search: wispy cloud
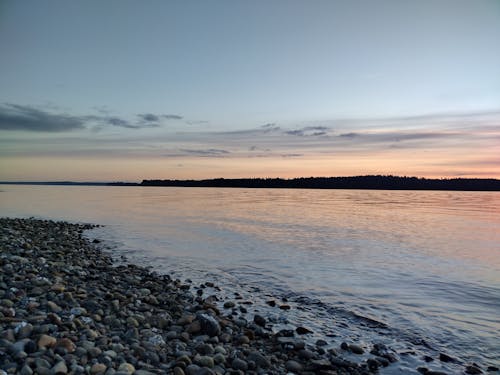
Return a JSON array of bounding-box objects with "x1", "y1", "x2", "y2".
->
[
  {"x1": 0, "y1": 103, "x2": 86, "y2": 132},
  {"x1": 285, "y1": 126, "x2": 330, "y2": 137},
  {"x1": 0, "y1": 103, "x2": 183, "y2": 132},
  {"x1": 137, "y1": 113, "x2": 160, "y2": 123},
  {"x1": 178, "y1": 148, "x2": 230, "y2": 156},
  {"x1": 163, "y1": 114, "x2": 183, "y2": 120}
]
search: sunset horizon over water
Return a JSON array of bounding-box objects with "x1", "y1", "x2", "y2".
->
[{"x1": 1, "y1": 2, "x2": 499, "y2": 182}]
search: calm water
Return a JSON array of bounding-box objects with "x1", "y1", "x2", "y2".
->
[{"x1": 1, "y1": 185, "x2": 499, "y2": 373}]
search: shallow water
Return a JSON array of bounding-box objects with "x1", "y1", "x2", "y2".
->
[{"x1": 1, "y1": 185, "x2": 499, "y2": 373}]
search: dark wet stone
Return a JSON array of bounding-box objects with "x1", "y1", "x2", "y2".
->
[
  {"x1": 275, "y1": 329, "x2": 294, "y2": 337},
  {"x1": 367, "y1": 358, "x2": 379, "y2": 370},
  {"x1": 286, "y1": 360, "x2": 303, "y2": 372},
  {"x1": 316, "y1": 339, "x2": 328, "y2": 346},
  {"x1": 198, "y1": 314, "x2": 221, "y2": 337},
  {"x1": 439, "y1": 352, "x2": 456, "y2": 363},
  {"x1": 311, "y1": 358, "x2": 335, "y2": 369},
  {"x1": 253, "y1": 314, "x2": 266, "y2": 327},
  {"x1": 348, "y1": 343, "x2": 364, "y2": 354},
  {"x1": 231, "y1": 358, "x2": 248, "y2": 371},
  {"x1": 465, "y1": 365, "x2": 483, "y2": 374},
  {"x1": 247, "y1": 351, "x2": 270, "y2": 369}
]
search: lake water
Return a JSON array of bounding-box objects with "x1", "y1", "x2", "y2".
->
[{"x1": 1, "y1": 185, "x2": 499, "y2": 373}]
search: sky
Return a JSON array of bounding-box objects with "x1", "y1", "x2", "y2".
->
[{"x1": 1, "y1": 0, "x2": 499, "y2": 181}]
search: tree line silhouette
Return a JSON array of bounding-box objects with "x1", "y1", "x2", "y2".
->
[{"x1": 141, "y1": 175, "x2": 500, "y2": 191}]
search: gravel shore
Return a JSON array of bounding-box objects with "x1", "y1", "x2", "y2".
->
[{"x1": 1, "y1": 217, "x2": 482, "y2": 375}]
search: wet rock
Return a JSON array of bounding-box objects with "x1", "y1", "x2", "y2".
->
[
  {"x1": 56, "y1": 338, "x2": 76, "y2": 353},
  {"x1": 20, "y1": 365, "x2": 33, "y2": 375},
  {"x1": 439, "y1": 352, "x2": 457, "y2": 363},
  {"x1": 117, "y1": 363, "x2": 135, "y2": 374},
  {"x1": 16, "y1": 323, "x2": 33, "y2": 339},
  {"x1": 52, "y1": 361, "x2": 68, "y2": 375},
  {"x1": 286, "y1": 360, "x2": 303, "y2": 372},
  {"x1": 185, "y1": 364, "x2": 201, "y2": 375},
  {"x1": 237, "y1": 335, "x2": 250, "y2": 345},
  {"x1": 213, "y1": 353, "x2": 225, "y2": 365},
  {"x1": 253, "y1": 314, "x2": 266, "y2": 327},
  {"x1": 367, "y1": 358, "x2": 379, "y2": 370},
  {"x1": 295, "y1": 326, "x2": 312, "y2": 335},
  {"x1": 196, "y1": 356, "x2": 214, "y2": 368},
  {"x1": 51, "y1": 284, "x2": 65, "y2": 293},
  {"x1": 465, "y1": 365, "x2": 483, "y2": 374},
  {"x1": 37, "y1": 334, "x2": 57, "y2": 349},
  {"x1": 231, "y1": 358, "x2": 248, "y2": 371},
  {"x1": 298, "y1": 349, "x2": 315, "y2": 360},
  {"x1": 316, "y1": 339, "x2": 328, "y2": 346},
  {"x1": 348, "y1": 343, "x2": 364, "y2": 354},
  {"x1": 247, "y1": 351, "x2": 270, "y2": 369},
  {"x1": 198, "y1": 314, "x2": 220, "y2": 337},
  {"x1": 47, "y1": 301, "x2": 62, "y2": 312},
  {"x1": 186, "y1": 320, "x2": 201, "y2": 334},
  {"x1": 196, "y1": 343, "x2": 214, "y2": 355}
]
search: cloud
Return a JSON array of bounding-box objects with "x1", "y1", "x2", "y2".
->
[
  {"x1": 281, "y1": 153, "x2": 303, "y2": 158},
  {"x1": 137, "y1": 113, "x2": 160, "y2": 123},
  {"x1": 285, "y1": 125, "x2": 330, "y2": 137},
  {"x1": 138, "y1": 113, "x2": 183, "y2": 123},
  {"x1": 337, "y1": 131, "x2": 461, "y2": 144},
  {"x1": 178, "y1": 148, "x2": 230, "y2": 156},
  {"x1": 0, "y1": 103, "x2": 86, "y2": 132},
  {"x1": 105, "y1": 117, "x2": 138, "y2": 129},
  {"x1": 0, "y1": 103, "x2": 174, "y2": 132},
  {"x1": 339, "y1": 132, "x2": 359, "y2": 138},
  {"x1": 162, "y1": 114, "x2": 183, "y2": 120},
  {"x1": 261, "y1": 123, "x2": 281, "y2": 133},
  {"x1": 186, "y1": 120, "x2": 209, "y2": 125}
]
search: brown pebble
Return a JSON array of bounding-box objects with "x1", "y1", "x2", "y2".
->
[
  {"x1": 38, "y1": 334, "x2": 57, "y2": 349},
  {"x1": 56, "y1": 338, "x2": 76, "y2": 353}
]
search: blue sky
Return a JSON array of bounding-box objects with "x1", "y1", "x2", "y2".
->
[{"x1": 1, "y1": 0, "x2": 499, "y2": 180}]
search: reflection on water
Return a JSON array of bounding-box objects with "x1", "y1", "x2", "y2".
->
[{"x1": 1, "y1": 185, "x2": 499, "y2": 371}]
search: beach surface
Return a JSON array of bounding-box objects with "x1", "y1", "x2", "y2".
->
[
  {"x1": 0, "y1": 217, "x2": 384, "y2": 375},
  {"x1": 0, "y1": 217, "x2": 494, "y2": 375}
]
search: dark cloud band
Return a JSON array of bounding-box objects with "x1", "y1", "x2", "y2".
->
[
  {"x1": 0, "y1": 104, "x2": 85, "y2": 132},
  {"x1": 0, "y1": 103, "x2": 182, "y2": 132}
]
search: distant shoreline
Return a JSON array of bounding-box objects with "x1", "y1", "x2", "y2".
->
[{"x1": 1, "y1": 175, "x2": 500, "y2": 191}]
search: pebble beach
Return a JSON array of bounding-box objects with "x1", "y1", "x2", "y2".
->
[{"x1": 0, "y1": 217, "x2": 492, "y2": 375}]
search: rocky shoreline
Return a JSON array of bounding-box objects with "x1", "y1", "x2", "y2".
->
[{"x1": 0, "y1": 218, "x2": 492, "y2": 375}]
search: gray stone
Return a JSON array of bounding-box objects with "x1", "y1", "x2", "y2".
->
[
  {"x1": 52, "y1": 361, "x2": 68, "y2": 375},
  {"x1": 247, "y1": 351, "x2": 270, "y2": 369},
  {"x1": 231, "y1": 358, "x2": 248, "y2": 371},
  {"x1": 196, "y1": 356, "x2": 214, "y2": 368},
  {"x1": 286, "y1": 360, "x2": 303, "y2": 373},
  {"x1": 197, "y1": 314, "x2": 220, "y2": 337}
]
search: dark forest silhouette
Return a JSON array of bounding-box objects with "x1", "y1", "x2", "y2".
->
[{"x1": 141, "y1": 175, "x2": 500, "y2": 191}]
